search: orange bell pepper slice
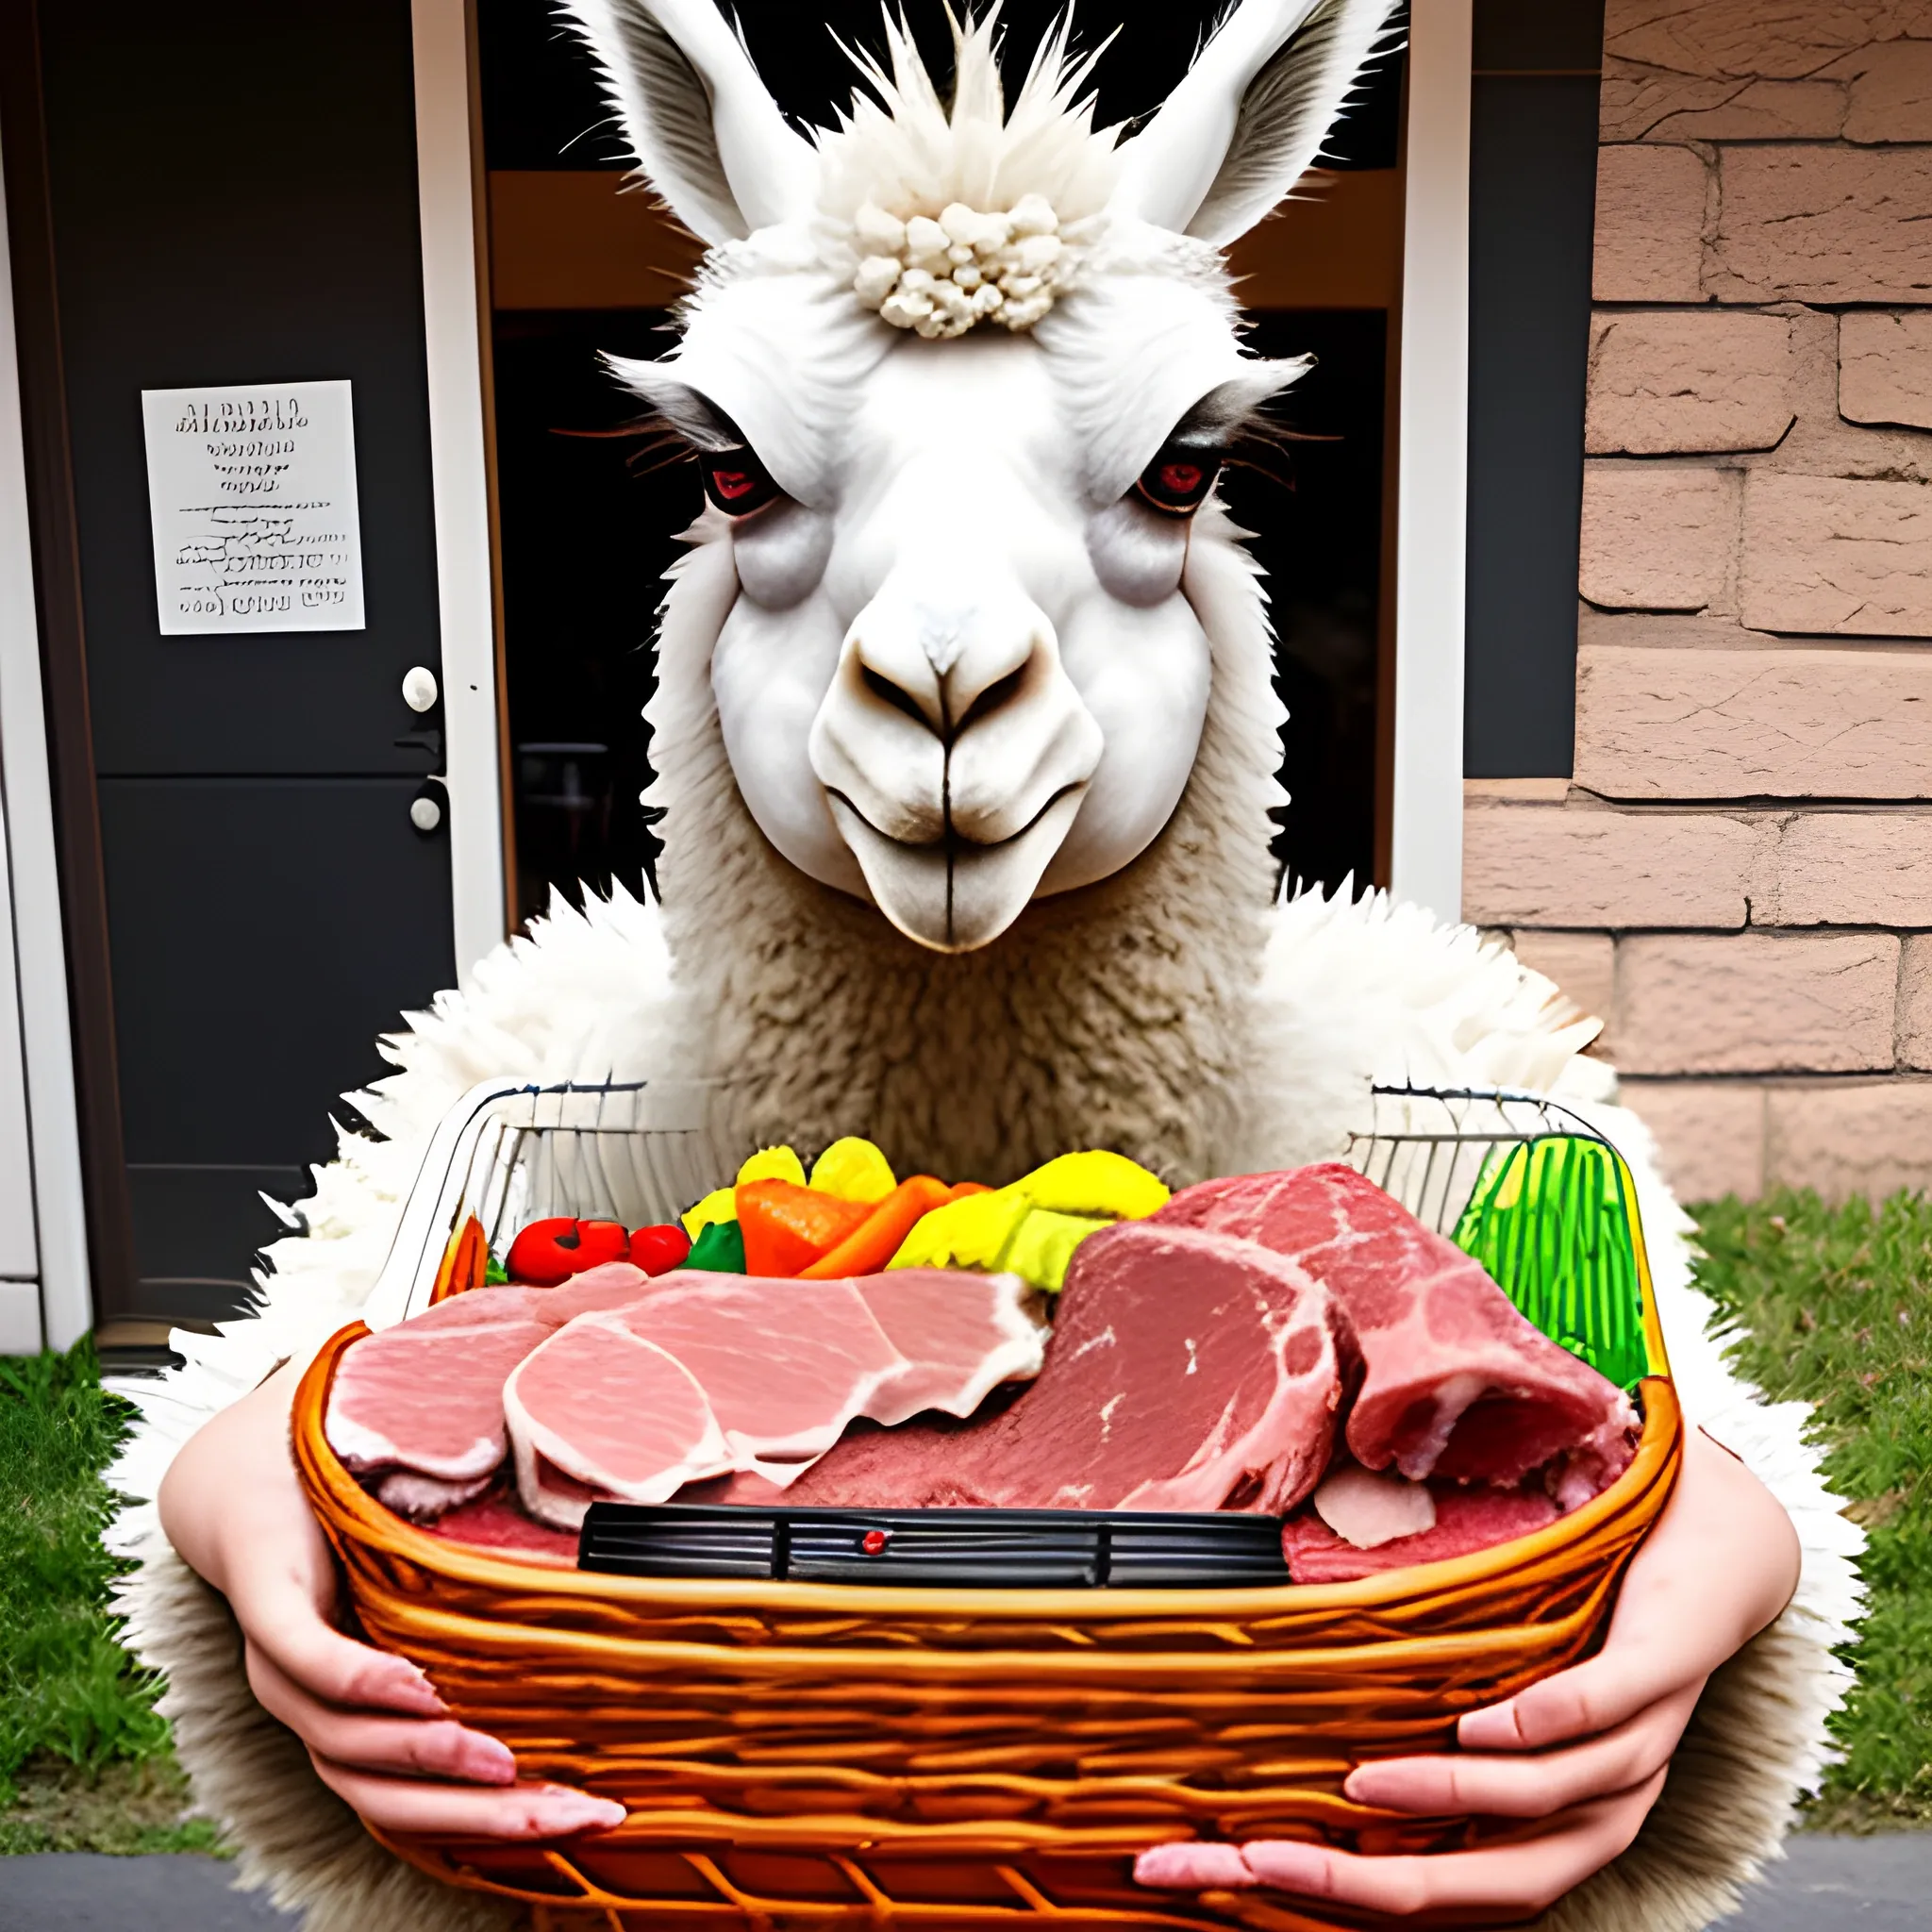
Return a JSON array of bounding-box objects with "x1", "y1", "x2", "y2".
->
[
  {"x1": 737, "y1": 1178, "x2": 873, "y2": 1277},
  {"x1": 428, "y1": 1214, "x2": 490, "y2": 1304},
  {"x1": 799, "y1": 1177, "x2": 988, "y2": 1280}
]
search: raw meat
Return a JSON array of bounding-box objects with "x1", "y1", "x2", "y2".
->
[
  {"x1": 613, "y1": 1278, "x2": 907, "y2": 1473},
  {"x1": 853, "y1": 1270, "x2": 1045, "y2": 1424},
  {"x1": 504, "y1": 1273, "x2": 1042, "y2": 1523},
  {"x1": 505, "y1": 1316, "x2": 730, "y2": 1526},
  {"x1": 375, "y1": 1469, "x2": 497, "y2": 1522},
  {"x1": 427, "y1": 1490, "x2": 579, "y2": 1562},
  {"x1": 325, "y1": 1315, "x2": 551, "y2": 1482},
  {"x1": 774, "y1": 1223, "x2": 1343, "y2": 1514},
  {"x1": 530, "y1": 1261, "x2": 652, "y2": 1324},
  {"x1": 1156, "y1": 1163, "x2": 1636, "y2": 1493},
  {"x1": 400, "y1": 1285, "x2": 550, "y2": 1329},
  {"x1": 1310, "y1": 1460, "x2": 1436, "y2": 1549},
  {"x1": 1282, "y1": 1484, "x2": 1560, "y2": 1583}
]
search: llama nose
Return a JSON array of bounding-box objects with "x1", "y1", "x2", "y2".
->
[{"x1": 848, "y1": 584, "x2": 1044, "y2": 740}]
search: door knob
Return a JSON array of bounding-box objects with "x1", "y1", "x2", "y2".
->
[
  {"x1": 409, "y1": 793, "x2": 443, "y2": 833},
  {"x1": 402, "y1": 665, "x2": 439, "y2": 713}
]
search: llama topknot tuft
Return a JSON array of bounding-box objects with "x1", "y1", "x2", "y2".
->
[
  {"x1": 850, "y1": 191, "x2": 1085, "y2": 336},
  {"x1": 813, "y1": 7, "x2": 1122, "y2": 334}
]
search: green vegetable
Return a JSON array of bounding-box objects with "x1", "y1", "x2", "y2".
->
[
  {"x1": 1452, "y1": 1134, "x2": 1652, "y2": 1391},
  {"x1": 685, "y1": 1218, "x2": 747, "y2": 1273}
]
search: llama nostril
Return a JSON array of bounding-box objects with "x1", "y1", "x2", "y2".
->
[
  {"x1": 954, "y1": 667, "x2": 1024, "y2": 735},
  {"x1": 861, "y1": 665, "x2": 932, "y2": 729}
]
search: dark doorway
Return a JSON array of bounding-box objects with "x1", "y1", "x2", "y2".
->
[
  {"x1": 479, "y1": 0, "x2": 1400, "y2": 920},
  {"x1": 491, "y1": 311, "x2": 684, "y2": 923},
  {"x1": 3, "y1": 0, "x2": 458, "y2": 1326},
  {"x1": 1234, "y1": 312, "x2": 1389, "y2": 896}
]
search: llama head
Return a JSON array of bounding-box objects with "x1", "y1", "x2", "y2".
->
[{"x1": 562, "y1": 1, "x2": 1400, "y2": 951}]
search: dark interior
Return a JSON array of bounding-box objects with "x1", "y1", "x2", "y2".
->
[{"x1": 478, "y1": 0, "x2": 1405, "y2": 924}]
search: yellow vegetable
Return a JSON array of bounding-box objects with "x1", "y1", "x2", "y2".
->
[
  {"x1": 890, "y1": 1188, "x2": 1030, "y2": 1271},
  {"x1": 681, "y1": 1186, "x2": 739, "y2": 1239},
  {"x1": 887, "y1": 1149, "x2": 1169, "y2": 1291},
  {"x1": 808, "y1": 1136, "x2": 897, "y2": 1205},
  {"x1": 1012, "y1": 1150, "x2": 1169, "y2": 1220},
  {"x1": 737, "y1": 1144, "x2": 808, "y2": 1188},
  {"x1": 1002, "y1": 1208, "x2": 1112, "y2": 1288}
]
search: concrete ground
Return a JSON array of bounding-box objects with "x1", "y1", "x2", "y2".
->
[{"x1": 3, "y1": 1835, "x2": 1929, "y2": 1928}]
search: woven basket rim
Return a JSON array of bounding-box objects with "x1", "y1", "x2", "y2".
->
[{"x1": 295, "y1": 1323, "x2": 1681, "y2": 1621}]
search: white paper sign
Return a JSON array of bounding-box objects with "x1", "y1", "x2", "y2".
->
[{"x1": 141, "y1": 379, "x2": 365, "y2": 635}]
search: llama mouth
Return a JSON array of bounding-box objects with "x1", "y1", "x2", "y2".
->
[{"x1": 825, "y1": 785, "x2": 1088, "y2": 953}]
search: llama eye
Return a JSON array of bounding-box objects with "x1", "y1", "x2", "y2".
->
[
  {"x1": 699, "y1": 446, "x2": 782, "y2": 517},
  {"x1": 1133, "y1": 442, "x2": 1223, "y2": 518}
]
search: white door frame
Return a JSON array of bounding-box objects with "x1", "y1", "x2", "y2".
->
[
  {"x1": 408, "y1": 4, "x2": 1474, "y2": 934},
  {"x1": 0, "y1": 111, "x2": 94, "y2": 1353},
  {"x1": 1389, "y1": 0, "x2": 1472, "y2": 923},
  {"x1": 410, "y1": 0, "x2": 507, "y2": 980}
]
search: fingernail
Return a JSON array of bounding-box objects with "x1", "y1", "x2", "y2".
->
[
  {"x1": 1136, "y1": 1843, "x2": 1253, "y2": 1890},
  {"x1": 1457, "y1": 1707, "x2": 1511, "y2": 1748},
  {"x1": 539, "y1": 1791, "x2": 626, "y2": 1833},
  {"x1": 1342, "y1": 1762, "x2": 1407, "y2": 1805},
  {"x1": 1241, "y1": 1840, "x2": 1330, "y2": 1894},
  {"x1": 466, "y1": 1738, "x2": 517, "y2": 1783}
]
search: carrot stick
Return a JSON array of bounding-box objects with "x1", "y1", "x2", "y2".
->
[{"x1": 799, "y1": 1177, "x2": 977, "y2": 1279}]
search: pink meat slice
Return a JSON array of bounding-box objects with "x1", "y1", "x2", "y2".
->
[
  {"x1": 772, "y1": 1224, "x2": 1342, "y2": 1514},
  {"x1": 613, "y1": 1279, "x2": 906, "y2": 1476},
  {"x1": 1156, "y1": 1163, "x2": 1636, "y2": 1492},
  {"x1": 1281, "y1": 1484, "x2": 1561, "y2": 1583},
  {"x1": 375, "y1": 1469, "x2": 497, "y2": 1522},
  {"x1": 399, "y1": 1285, "x2": 551, "y2": 1329},
  {"x1": 505, "y1": 1313, "x2": 729, "y2": 1527},
  {"x1": 508, "y1": 1273, "x2": 1045, "y2": 1523},
  {"x1": 530, "y1": 1260, "x2": 653, "y2": 1324},
  {"x1": 853, "y1": 1270, "x2": 1044, "y2": 1424},
  {"x1": 325, "y1": 1316, "x2": 551, "y2": 1482}
]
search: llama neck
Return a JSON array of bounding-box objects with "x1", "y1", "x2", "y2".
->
[{"x1": 646, "y1": 517, "x2": 1283, "y2": 1185}]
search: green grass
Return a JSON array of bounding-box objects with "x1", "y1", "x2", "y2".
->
[
  {"x1": 0, "y1": 1342, "x2": 209, "y2": 1854},
  {"x1": 1, "y1": 1190, "x2": 1929, "y2": 1849},
  {"x1": 1693, "y1": 1187, "x2": 1932, "y2": 1829}
]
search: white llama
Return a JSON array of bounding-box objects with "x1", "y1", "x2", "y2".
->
[{"x1": 119, "y1": 6, "x2": 1860, "y2": 1930}]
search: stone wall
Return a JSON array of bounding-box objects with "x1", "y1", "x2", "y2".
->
[{"x1": 1465, "y1": 3, "x2": 1932, "y2": 1204}]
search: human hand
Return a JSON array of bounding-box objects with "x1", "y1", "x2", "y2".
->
[
  {"x1": 1137, "y1": 1425, "x2": 1800, "y2": 1917},
  {"x1": 157, "y1": 1362, "x2": 625, "y2": 1840}
]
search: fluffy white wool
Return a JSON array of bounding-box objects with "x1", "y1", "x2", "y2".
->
[{"x1": 813, "y1": 10, "x2": 1121, "y2": 247}]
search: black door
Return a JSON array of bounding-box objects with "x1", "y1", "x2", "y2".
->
[{"x1": 6, "y1": 0, "x2": 460, "y2": 1324}]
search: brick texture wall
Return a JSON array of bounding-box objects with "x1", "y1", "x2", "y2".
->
[{"x1": 1466, "y1": 3, "x2": 1932, "y2": 1204}]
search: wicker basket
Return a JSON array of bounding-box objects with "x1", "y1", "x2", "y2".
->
[{"x1": 296, "y1": 1086, "x2": 1681, "y2": 1931}]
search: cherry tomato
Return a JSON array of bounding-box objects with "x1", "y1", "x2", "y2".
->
[
  {"x1": 628, "y1": 1223, "x2": 692, "y2": 1275},
  {"x1": 505, "y1": 1216, "x2": 629, "y2": 1286}
]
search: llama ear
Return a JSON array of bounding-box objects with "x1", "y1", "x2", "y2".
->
[
  {"x1": 1110, "y1": 0, "x2": 1404, "y2": 247},
  {"x1": 555, "y1": 0, "x2": 819, "y2": 243}
]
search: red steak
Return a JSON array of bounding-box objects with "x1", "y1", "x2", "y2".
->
[
  {"x1": 1282, "y1": 1484, "x2": 1561, "y2": 1583},
  {"x1": 769, "y1": 1223, "x2": 1343, "y2": 1514},
  {"x1": 1156, "y1": 1163, "x2": 1636, "y2": 1495}
]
